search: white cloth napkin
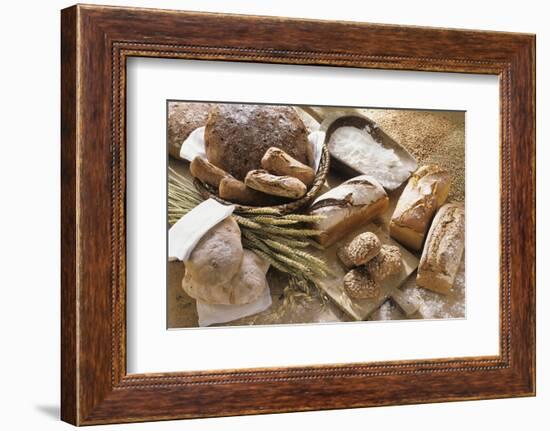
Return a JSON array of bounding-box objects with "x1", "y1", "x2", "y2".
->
[
  {"x1": 196, "y1": 287, "x2": 272, "y2": 327},
  {"x1": 178, "y1": 126, "x2": 206, "y2": 161},
  {"x1": 179, "y1": 126, "x2": 326, "y2": 173},
  {"x1": 168, "y1": 198, "x2": 235, "y2": 262}
]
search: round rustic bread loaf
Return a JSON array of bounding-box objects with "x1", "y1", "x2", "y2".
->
[
  {"x1": 182, "y1": 250, "x2": 269, "y2": 305},
  {"x1": 204, "y1": 104, "x2": 311, "y2": 180},
  {"x1": 184, "y1": 217, "x2": 243, "y2": 288},
  {"x1": 167, "y1": 102, "x2": 212, "y2": 159}
]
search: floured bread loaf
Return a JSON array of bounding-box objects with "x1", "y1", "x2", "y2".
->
[
  {"x1": 182, "y1": 250, "x2": 269, "y2": 305},
  {"x1": 308, "y1": 175, "x2": 389, "y2": 247},
  {"x1": 167, "y1": 102, "x2": 211, "y2": 159},
  {"x1": 390, "y1": 165, "x2": 451, "y2": 250},
  {"x1": 417, "y1": 203, "x2": 465, "y2": 294},
  {"x1": 205, "y1": 104, "x2": 311, "y2": 180},
  {"x1": 184, "y1": 217, "x2": 243, "y2": 288}
]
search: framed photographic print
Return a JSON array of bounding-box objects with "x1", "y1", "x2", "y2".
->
[{"x1": 61, "y1": 4, "x2": 536, "y2": 425}]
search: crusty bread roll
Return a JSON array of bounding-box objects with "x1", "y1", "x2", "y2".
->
[
  {"x1": 308, "y1": 176, "x2": 389, "y2": 247},
  {"x1": 337, "y1": 232, "x2": 381, "y2": 269},
  {"x1": 167, "y1": 102, "x2": 211, "y2": 159},
  {"x1": 416, "y1": 203, "x2": 465, "y2": 294},
  {"x1": 365, "y1": 245, "x2": 402, "y2": 282},
  {"x1": 390, "y1": 165, "x2": 451, "y2": 251},
  {"x1": 184, "y1": 217, "x2": 243, "y2": 288},
  {"x1": 343, "y1": 267, "x2": 379, "y2": 299},
  {"x1": 190, "y1": 156, "x2": 230, "y2": 188},
  {"x1": 218, "y1": 177, "x2": 278, "y2": 206},
  {"x1": 261, "y1": 147, "x2": 316, "y2": 187},
  {"x1": 182, "y1": 250, "x2": 269, "y2": 305},
  {"x1": 245, "y1": 170, "x2": 307, "y2": 199},
  {"x1": 205, "y1": 104, "x2": 311, "y2": 180}
]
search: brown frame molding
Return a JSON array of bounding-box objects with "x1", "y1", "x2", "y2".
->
[{"x1": 61, "y1": 4, "x2": 535, "y2": 425}]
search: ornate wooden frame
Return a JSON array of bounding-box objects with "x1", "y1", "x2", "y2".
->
[{"x1": 61, "y1": 4, "x2": 536, "y2": 425}]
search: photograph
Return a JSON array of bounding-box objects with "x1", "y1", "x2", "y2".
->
[{"x1": 167, "y1": 101, "x2": 466, "y2": 328}]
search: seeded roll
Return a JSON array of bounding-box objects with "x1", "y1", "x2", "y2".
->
[
  {"x1": 337, "y1": 232, "x2": 382, "y2": 269},
  {"x1": 365, "y1": 245, "x2": 403, "y2": 281},
  {"x1": 343, "y1": 268, "x2": 379, "y2": 299}
]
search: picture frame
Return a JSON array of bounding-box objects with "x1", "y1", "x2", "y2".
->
[{"x1": 60, "y1": 4, "x2": 535, "y2": 425}]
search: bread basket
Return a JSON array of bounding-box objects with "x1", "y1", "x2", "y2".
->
[{"x1": 193, "y1": 144, "x2": 330, "y2": 214}]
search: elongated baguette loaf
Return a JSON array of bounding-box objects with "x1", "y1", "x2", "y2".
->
[
  {"x1": 416, "y1": 203, "x2": 465, "y2": 294},
  {"x1": 308, "y1": 176, "x2": 388, "y2": 247},
  {"x1": 390, "y1": 165, "x2": 451, "y2": 250}
]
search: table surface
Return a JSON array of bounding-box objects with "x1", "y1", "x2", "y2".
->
[{"x1": 167, "y1": 107, "x2": 465, "y2": 328}]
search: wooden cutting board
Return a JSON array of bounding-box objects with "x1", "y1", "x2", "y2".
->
[{"x1": 313, "y1": 223, "x2": 420, "y2": 321}]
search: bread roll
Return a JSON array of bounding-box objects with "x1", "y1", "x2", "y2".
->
[
  {"x1": 416, "y1": 203, "x2": 465, "y2": 294},
  {"x1": 245, "y1": 170, "x2": 307, "y2": 199},
  {"x1": 205, "y1": 104, "x2": 311, "y2": 180},
  {"x1": 343, "y1": 267, "x2": 379, "y2": 299},
  {"x1": 337, "y1": 232, "x2": 381, "y2": 269},
  {"x1": 261, "y1": 147, "x2": 316, "y2": 187},
  {"x1": 365, "y1": 245, "x2": 402, "y2": 281},
  {"x1": 185, "y1": 217, "x2": 243, "y2": 288},
  {"x1": 308, "y1": 176, "x2": 389, "y2": 247},
  {"x1": 190, "y1": 156, "x2": 230, "y2": 188},
  {"x1": 182, "y1": 250, "x2": 269, "y2": 305},
  {"x1": 219, "y1": 177, "x2": 278, "y2": 206},
  {"x1": 390, "y1": 165, "x2": 451, "y2": 250},
  {"x1": 167, "y1": 102, "x2": 211, "y2": 159}
]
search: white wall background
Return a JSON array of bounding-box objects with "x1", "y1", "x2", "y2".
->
[{"x1": 0, "y1": 0, "x2": 546, "y2": 429}]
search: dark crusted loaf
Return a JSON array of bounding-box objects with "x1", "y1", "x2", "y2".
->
[
  {"x1": 204, "y1": 104, "x2": 311, "y2": 180},
  {"x1": 167, "y1": 102, "x2": 212, "y2": 159}
]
